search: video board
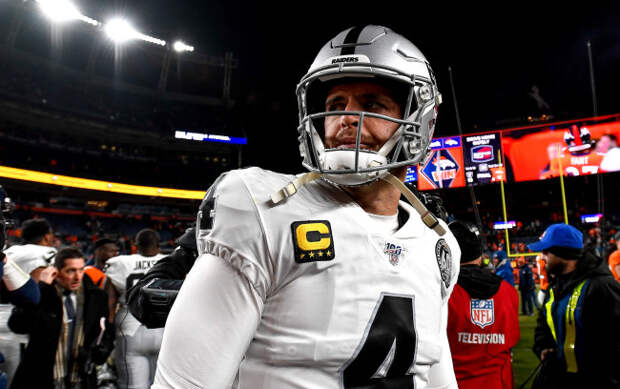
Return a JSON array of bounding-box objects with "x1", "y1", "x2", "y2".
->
[
  {"x1": 500, "y1": 120, "x2": 620, "y2": 182},
  {"x1": 407, "y1": 114, "x2": 620, "y2": 190},
  {"x1": 462, "y1": 133, "x2": 505, "y2": 185},
  {"x1": 417, "y1": 136, "x2": 465, "y2": 190}
]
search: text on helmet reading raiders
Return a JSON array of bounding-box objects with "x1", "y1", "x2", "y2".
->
[{"x1": 332, "y1": 56, "x2": 359, "y2": 64}]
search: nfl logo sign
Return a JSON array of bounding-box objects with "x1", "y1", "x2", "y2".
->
[{"x1": 470, "y1": 299, "x2": 495, "y2": 328}]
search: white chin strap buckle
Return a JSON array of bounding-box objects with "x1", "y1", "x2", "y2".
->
[{"x1": 271, "y1": 172, "x2": 321, "y2": 204}]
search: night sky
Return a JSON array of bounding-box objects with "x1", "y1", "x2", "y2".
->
[
  {"x1": 94, "y1": 1, "x2": 620, "y2": 132},
  {"x1": 8, "y1": 0, "x2": 620, "y2": 171}
]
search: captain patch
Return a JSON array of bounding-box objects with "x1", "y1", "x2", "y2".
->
[
  {"x1": 291, "y1": 220, "x2": 335, "y2": 263},
  {"x1": 435, "y1": 239, "x2": 452, "y2": 288}
]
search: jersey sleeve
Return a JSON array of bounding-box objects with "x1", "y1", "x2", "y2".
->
[
  {"x1": 153, "y1": 252, "x2": 263, "y2": 388},
  {"x1": 104, "y1": 256, "x2": 127, "y2": 293},
  {"x1": 196, "y1": 170, "x2": 273, "y2": 300}
]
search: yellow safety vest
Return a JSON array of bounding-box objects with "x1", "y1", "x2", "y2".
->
[{"x1": 545, "y1": 280, "x2": 587, "y2": 373}]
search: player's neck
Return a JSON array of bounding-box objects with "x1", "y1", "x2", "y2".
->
[{"x1": 342, "y1": 167, "x2": 406, "y2": 216}]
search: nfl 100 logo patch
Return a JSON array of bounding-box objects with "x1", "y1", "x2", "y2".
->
[
  {"x1": 383, "y1": 242, "x2": 405, "y2": 266},
  {"x1": 470, "y1": 299, "x2": 495, "y2": 328}
]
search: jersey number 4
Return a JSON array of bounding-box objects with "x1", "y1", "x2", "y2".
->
[{"x1": 341, "y1": 294, "x2": 417, "y2": 389}]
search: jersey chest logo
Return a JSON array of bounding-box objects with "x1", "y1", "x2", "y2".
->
[
  {"x1": 470, "y1": 299, "x2": 495, "y2": 328},
  {"x1": 435, "y1": 239, "x2": 452, "y2": 287},
  {"x1": 291, "y1": 220, "x2": 335, "y2": 263},
  {"x1": 383, "y1": 242, "x2": 405, "y2": 266}
]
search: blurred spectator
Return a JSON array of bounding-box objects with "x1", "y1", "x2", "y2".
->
[
  {"x1": 447, "y1": 220, "x2": 520, "y2": 389},
  {"x1": 535, "y1": 254, "x2": 550, "y2": 305},
  {"x1": 84, "y1": 239, "x2": 118, "y2": 289},
  {"x1": 493, "y1": 251, "x2": 515, "y2": 286},
  {"x1": 8, "y1": 247, "x2": 114, "y2": 389},
  {"x1": 530, "y1": 224, "x2": 620, "y2": 389},
  {"x1": 518, "y1": 258, "x2": 538, "y2": 316},
  {"x1": 608, "y1": 231, "x2": 620, "y2": 283}
]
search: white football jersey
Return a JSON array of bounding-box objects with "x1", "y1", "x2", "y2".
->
[
  {"x1": 154, "y1": 167, "x2": 461, "y2": 389},
  {"x1": 3, "y1": 244, "x2": 57, "y2": 275},
  {"x1": 105, "y1": 253, "x2": 165, "y2": 336}
]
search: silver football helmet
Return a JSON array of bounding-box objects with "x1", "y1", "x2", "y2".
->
[{"x1": 296, "y1": 25, "x2": 442, "y2": 186}]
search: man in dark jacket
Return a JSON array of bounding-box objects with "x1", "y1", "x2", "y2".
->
[
  {"x1": 127, "y1": 227, "x2": 197, "y2": 328},
  {"x1": 530, "y1": 223, "x2": 620, "y2": 389},
  {"x1": 447, "y1": 221, "x2": 520, "y2": 389},
  {"x1": 518, "y1": 259, "x2": 538, "y2": 315},
  {"x1": 8, "y1": 247, "x2": 114, "y2": 389}
]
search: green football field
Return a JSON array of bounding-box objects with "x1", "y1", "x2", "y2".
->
[{"x1": 512, "y1": 303, "x2": 542, "y2": 388}]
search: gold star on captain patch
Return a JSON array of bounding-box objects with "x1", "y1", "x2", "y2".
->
[
  {"x1": 309, "y1": 252, "x2": 315, "y2": 258},
  {"x1": 326, "y1": 250, "x2": 332, "y2": 256},
  {"x1": 318, "y1": 251, "x2": 323, "y2": 257},
  {"x1": 300, "y1": 253, "x2": 305, "y2": 259}
]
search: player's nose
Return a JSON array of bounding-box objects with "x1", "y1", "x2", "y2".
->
[{"x1": 339, "y1": 99, "x2": 361, "y2": 128}]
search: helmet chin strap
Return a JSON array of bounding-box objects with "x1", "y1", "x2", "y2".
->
[
  {"x1": 271, "y1": 171, "x2": 321, "y2": 204},
  {"x1": 270, "y1": 171, "x2": 445, "y2": 237}
]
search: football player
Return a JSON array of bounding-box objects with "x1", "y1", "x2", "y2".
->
[
  {"x1": 3, "y1": 218, "x2": 58, "y2": 283},
  {"x1": 153, "y1": 25, "x2": 461, "y2": 389},
  {"x1": 104, "y1": 228, "x2": 165, "y2": 389}
]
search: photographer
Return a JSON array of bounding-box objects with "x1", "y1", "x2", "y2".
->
[{"x1": 8, "y1": 247, "x2": 114, "y2": 389}]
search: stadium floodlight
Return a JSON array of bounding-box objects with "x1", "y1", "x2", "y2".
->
[
  {"x1": 104, "y1": 18, "x2": 166, "y2": 46},
  {"x1": 173, "y1": 40, "x2": 194, "y2": 53},
  {"x1": 104, "y1": 18, "x2": 138, "y2": 43},
  {"x1": 37, "y1": 0, "x2": 91, "y2": 24}
]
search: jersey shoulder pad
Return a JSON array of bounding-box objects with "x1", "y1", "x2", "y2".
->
[
  {"x1": 197, "y1": 167, "x2": 294, "y2": 235},
  {"x1": 196, "y1": 168, "x2": 294, "y2": 298}
]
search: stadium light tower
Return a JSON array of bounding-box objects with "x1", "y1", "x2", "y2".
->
[{"x1": 173, "y1": 40, "x2": 194, "y2": 53}]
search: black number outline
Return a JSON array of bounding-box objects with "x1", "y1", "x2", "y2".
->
[{"x1": 339, "y1": 293, "x2": 417, "y2": 389}]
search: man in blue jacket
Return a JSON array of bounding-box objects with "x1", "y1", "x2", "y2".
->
[{"x1": 494, "y1": 251, "x2": 515, "y2": 286}]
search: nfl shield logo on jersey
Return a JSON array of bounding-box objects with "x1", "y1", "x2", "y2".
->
[
  {"x1": 383, "y1": 242, "x2": 404, "y2": 266},
  {"x1": 470, "y1": 299, "x2": 495, "y2": 328}
]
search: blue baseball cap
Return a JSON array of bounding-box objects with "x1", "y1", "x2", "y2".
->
[{"x1": 527, "y1": 224, "x2": 583, "y2": 252}]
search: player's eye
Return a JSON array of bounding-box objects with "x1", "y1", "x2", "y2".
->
[
  {"x1": 326, "y1": 101, "x2": 345, "y2": 112},
  {"x1": 363, "y1": 101, "x2": 386, "y2": 111}
]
